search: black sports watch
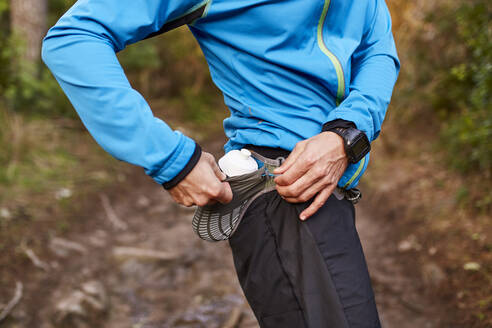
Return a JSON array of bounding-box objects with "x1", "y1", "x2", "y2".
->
[{"x1": 322, "y1": 122, "x2": 371, "y2": 164}]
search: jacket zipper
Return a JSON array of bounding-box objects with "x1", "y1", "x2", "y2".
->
[
  {"x1": 318, "y1": 0, "x2": 365, "y2": 189},
  {"x1": 317, "y1": 0, "x2": 345, "y2": 105}
]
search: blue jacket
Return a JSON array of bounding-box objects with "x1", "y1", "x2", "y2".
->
[{"x1": 42, "y1": 0, "x2": 399, "y2": 189}]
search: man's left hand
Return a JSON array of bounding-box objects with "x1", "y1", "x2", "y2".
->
[{"x1": 273, "y1": 132, "x2": 348, "y2": 221}]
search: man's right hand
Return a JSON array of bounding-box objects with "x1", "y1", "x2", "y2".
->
[{"x1": 168, "y1": 152, "x2": 233, "y2": 207}]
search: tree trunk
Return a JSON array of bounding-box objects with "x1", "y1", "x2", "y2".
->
[{"x1": 10, "y1": 0, "x2": 47, "y2": 62}]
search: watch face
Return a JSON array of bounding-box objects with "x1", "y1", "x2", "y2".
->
[
  {"x1": 352, "y1": 136, "x2": 369, "y2": 157},
  {"x1": 346, "y1": 130, "x2": 371, "y2": 163}
]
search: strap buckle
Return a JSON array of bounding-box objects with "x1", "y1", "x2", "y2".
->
[{"x1": 344, "y1": 188, "x2": 362, "y2": 204}]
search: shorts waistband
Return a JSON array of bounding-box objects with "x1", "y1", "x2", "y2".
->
[{"x1": 244, "y1": 145, "x2": 291, "y2": 161}]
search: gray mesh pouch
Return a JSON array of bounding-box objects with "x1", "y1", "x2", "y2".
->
[
  {"x1": 191, "y1": 150, "x2": 358, "y2": 242},
  {"x1": 192, "y1": 156, "x2": 279, "y2": 242}
]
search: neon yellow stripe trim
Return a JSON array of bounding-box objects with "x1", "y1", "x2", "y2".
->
[
  {"x1": 317, "y1": 0, "x2": 345, "y2": 104},
  {"x1": 202, "y1": 0, "x2": 212, "y2": 18},
  {"x1": 343, "y1": 157, "x2": 366, "y2": 189},
  {"x1": 187, "y1": 0, "x2": 212, "y2": 26}
]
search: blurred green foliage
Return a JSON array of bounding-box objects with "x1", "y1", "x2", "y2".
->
[
  {"x1": 0, "y1": 0, "x2": 75, "y2": 117},
  {"x1": 400, "y1": 0, "x2": 491, "y2": 174},
  {"x1": 119, "y1": 40, "x2": 161, "y2": 72},
  {"x1": 0, "y1": 0, "x2": 10, "y2": 94},
  {"x1": 437, "y1": 1, "x2": 491, "y2": 173}
]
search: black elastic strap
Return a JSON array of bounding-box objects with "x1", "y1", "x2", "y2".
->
[
  {"x1": 162, "y1": 143, "x2": 202, "y2": 190},
  {"x1": 245, "y1": 145, "x2": 291, "y2": 160},
  {"x1": 145, "y1": 3, "x2": 207, "y2": 40},
  {"x1": 321, "y1": 119, "x2": 356, "y2": 132}
]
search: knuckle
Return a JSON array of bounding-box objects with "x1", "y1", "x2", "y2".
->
[
  {"x1": 328, "y1": 175, "x2": 337, "y2": 184},
  {"x1": 284, "y1": 187, "x2": 296, "y2": 197},
  {"x1": 276, "y1": 178, "x2": 287, "y2": 187},
  {"x1": 299, "y1": 194, "x2": 309, "y2": 202},
  {"x1": 207, "y1": 185, "x2": 221, "y2": 197},
  {"x1": 314, "y1": 198, "x2": 325, "y2": 207},
  {"x1": 305, "y1": 155, "x2": 316, "y2": 166},
  {"x1": 196, "y1": 199, "x2": 207, "y2": 207},
  {"x1": 210, "y1": 189, "x2": 221, "y2": 198},
  {"x1": 284, "y1": 176, "x2": 295, "y2": 185},
  {"x1": 202, "y1": 186, "x2": 212, "y2": 195},
  {"x1": 294, "y1": 141, "x2": 306, "y2": 151},
  {"x1": 313, "y1": 166, "x2": 324, "y2": 177},
  {"x1": 196, "y1": 195, "x2": 210, "y2": 206},
  {"x1": 203, "y1": 152, "x2": 213, "y2": 162}
]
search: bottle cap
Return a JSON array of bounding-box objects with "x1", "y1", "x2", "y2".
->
[
  {"x1": 218, "y1": 149, "x2": 258, "y2": 177},
  {"x1": 240, "y1": 149, "x2": 252, "y2": 159}
]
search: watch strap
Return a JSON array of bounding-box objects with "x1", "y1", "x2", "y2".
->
[{"x1": 321, "y1": 119, "x2": 356, "y2": 133}]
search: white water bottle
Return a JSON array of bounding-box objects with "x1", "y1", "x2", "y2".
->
[{"x1": 218, "y1": 149, "x2": 258, "y2": 177}]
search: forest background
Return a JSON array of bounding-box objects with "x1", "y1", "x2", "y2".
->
[{"x1": 0, "y1": 0, "x2": 490, "y2": 326}]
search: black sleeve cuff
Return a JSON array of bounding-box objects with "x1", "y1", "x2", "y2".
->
[
  {"x1": 162, "y1": 143, "x2": 202, "y2": 190},
  {"x1": 321, "y1": 119, "x2": 356, "y2": 132}
]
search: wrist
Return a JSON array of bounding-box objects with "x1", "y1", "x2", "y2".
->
[
  {"x1": 323, "y1": 126, "x2": 371, "y2": 164},
  {"x1": 320, "y1": 131, "x2": 347, "y2": 160},
  {"x1": 162, "y1": 143, "x2": 202, "y2": 190}
]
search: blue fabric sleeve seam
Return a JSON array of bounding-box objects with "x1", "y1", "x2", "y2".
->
[{"x1": 150, "y1": 136, "x2": 188, "y2": 180}]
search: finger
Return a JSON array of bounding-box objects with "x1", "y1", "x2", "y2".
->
[
  {"x1": 299, "y1": 185, "x2": 335, "y2": 221},
  {"x1": 211, "y1": 159, "x2": 227, "y2": 181},
  {"x1": 169, "y1": 188, "x2": 187, "y2": 204},
  {"x1": 274, "y1": 158, "x2": 310, "y2": 186},
  {"x1": 215, "y1": 182, "x2": 233, "y2": 204},
  {"x1": 273, "y1": 142, "x2": 305, "y2": 174},
  {"x1": 181, "y1": 195, "x2": 195, "y2": 207},
  {"x1": 193, "y1": 195, "x2": 211, "y2": 207},
  {"x1": 281, "y1": 173, "x2": 331, "y2": 202},
  {"x1": 276, "y1": 166, "x2": 322, "y2": 198}
]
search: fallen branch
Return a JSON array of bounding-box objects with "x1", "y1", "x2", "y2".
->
[
  {"x1": 0, "y1": 281, "x2": 23, "y2": 323},
  {"x1": 398, "y1": 296, "x2": 426, "y2": 314},
  {"x1": 112, "y1": 247, "x2": 178, "y2": 261},
  {"x1": 100, "y1": 194, "x2": 127, "y2": 230},
  {"x1": 24, "y1": 248, "x2": 50, "y2": 272},
  {"x1": 51, "y1": 237, "x2": 87, "y2": 255},
  {"x1": 221, "y1": 306, "x2": 242, "y2": 328}
]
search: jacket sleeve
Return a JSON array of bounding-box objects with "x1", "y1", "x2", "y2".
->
[
  {"x1": 42, "y1": 0, "x2": 206, "y2": 186},
  {"x1": 325, "y1": 0, "x2": 400, "y2": 142}
]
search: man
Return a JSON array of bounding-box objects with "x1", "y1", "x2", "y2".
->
[{"x1": 42, "y1": 0, "x2": 399, "y2": 327}]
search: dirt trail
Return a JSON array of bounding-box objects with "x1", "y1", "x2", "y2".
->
[
  {"x1": 1, "y1": 139, "x2": 442, "y2": 328},
  {"x1": 356, "y1": 207, "x2": 442, "y2": 327}
]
